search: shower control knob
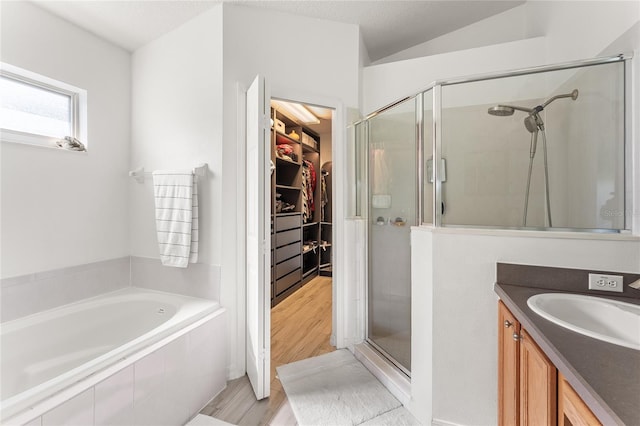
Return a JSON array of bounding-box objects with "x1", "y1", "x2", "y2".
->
[{"x1": 504, "y1": 320, "x2": 513, "y2": 328}]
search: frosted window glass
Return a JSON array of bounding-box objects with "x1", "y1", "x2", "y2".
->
[{"x1": 1, "y1": 76, "x2": 72, "y2": 138}]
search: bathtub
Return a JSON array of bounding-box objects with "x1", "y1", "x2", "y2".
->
[{"x1": 1, "y1": 287, "x2": 227, "y2": 425}]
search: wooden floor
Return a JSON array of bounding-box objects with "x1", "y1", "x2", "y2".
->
[{"x1": 201, "y1": 276, "x2": 334, "y2": 425}]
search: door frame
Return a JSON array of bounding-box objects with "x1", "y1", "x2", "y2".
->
[
  {"x1": 238, "y1": 84, "x2": 350, "y2": 368},
  {"x1": 270, "y1": 87, "x2": 348, "y2": 349}
]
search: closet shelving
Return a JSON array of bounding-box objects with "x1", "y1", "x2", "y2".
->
[
  {"x1": 319, "y1": 161, "x2": 332, "y2": 277},
  {"x1": 270, "y1": 104, "x2": 322, "y2": 306},
  {"x1": 319, "y1": 222, "x2": 332, "y2": 276}
]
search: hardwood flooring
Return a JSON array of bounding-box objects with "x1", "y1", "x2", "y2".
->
[{"x1": 201, "y1": 276, "x2": 334, "y2": 425}]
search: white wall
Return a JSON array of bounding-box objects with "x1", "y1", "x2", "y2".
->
[
  {"x1": 220, "y1": 4, "x2": 360, "y2": 377},
  {"x1": 361, "y1": 2, "x2": 640, "y2": 425},
  {"x1": 0, "y1": 1, "x2": 131, "y2": 278},
  {"x1": 373, "y1": 1, "x2": 639, "y2": 67},
  {"x1": 130, "y1": 5, "x2": 223, "y2": 265},
  {"x1": 374, "y1": 5, "x2": 531, "y2": 65},
  {"x1": 129, "y1": 6, "x2": 223, "y2": 305}
]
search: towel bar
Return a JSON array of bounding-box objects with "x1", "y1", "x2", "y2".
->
[{"x1": 129, "y1": 163, "x2": 208, "y2": 184}]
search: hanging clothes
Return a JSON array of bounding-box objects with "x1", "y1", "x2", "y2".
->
[
  {"x1": 302, "y1": 160, "x2": 316, "y2": 223},
  {"x1": 321, "y1": 169, "x2": 329, "y2": 221}
]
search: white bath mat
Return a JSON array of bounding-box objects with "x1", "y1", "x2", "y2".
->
[
  {"x1": 185, "y1": 414, "x2": 235, "y2": 426},
  {"x1": 277, "y1": 349, "x2": 403, "y2": 426},
  {"x1": 360, "y1": 407, "x2": 421, "y2": 425}
]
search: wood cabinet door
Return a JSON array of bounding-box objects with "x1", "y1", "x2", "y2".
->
[
  {"x1": 558, "y1": 373, "x2": 602, "y2": 426},
  {"x1": 520, "y1": 329, "x2": 557, "y2": 426},
  {"x1": 499, "y1": 301, "x2": 521, "y2": 426}
]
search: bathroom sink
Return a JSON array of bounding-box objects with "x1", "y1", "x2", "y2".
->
[{"x1": 527, "y1": 293, "x2": 640, "y2": 350}]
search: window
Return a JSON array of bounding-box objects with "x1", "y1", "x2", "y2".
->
[{"x1": 1, "y1": 63, "x2": 87, "y2": 149}]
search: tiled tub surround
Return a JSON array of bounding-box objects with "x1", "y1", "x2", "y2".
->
[
  {"x1": 495, "y1": 263, "x2": 640, "y2": 426},
  {"x1": 131, "y1": 256, "x2": 221, "y2": 301},
  {"x1": 1, "y1": 288, "x2": 227, "y2": 426},
  {"x1": 1, "y1": 257, "x2": 131, "y2": 322}
]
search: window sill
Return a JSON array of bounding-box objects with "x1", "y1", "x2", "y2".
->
[{"x1": 1, "y1": 137, "x2": 88, "y2": 154}]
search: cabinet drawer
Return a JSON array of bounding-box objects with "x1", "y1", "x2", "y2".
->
[
  {"x1": 276, "y1": 214, "x2": 301, "y2": 232},
  {"x1": 275, "y1": 270, "x2": 301, "y2": 295},
  {"x1": 276, "y1": 255, "x2": 301, "y2": 279},
  {"x1": 276, "y1": 242, "x2": 301, "y2": 263},
  {"x1": 276, "y1": 228, "x2": 301, "y2": 248}
]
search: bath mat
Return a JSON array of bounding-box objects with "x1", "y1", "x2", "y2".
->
[
  {"x1": 360, "y1": 407, "x2": 421, "y2": 425},
  {"x1": 277, "y1": 349, "x2": 403, "y2": 426},
  {"x1": 186, "y1": 414, "x2": 234, "y2": 426}
]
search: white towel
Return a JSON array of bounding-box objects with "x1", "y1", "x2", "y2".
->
[{"x1": 152, "y1": 170, "x2": 199, "y2": 267}]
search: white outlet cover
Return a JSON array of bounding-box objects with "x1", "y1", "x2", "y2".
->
[{"x1": 588, "y1": 273, "x2": 623, "y2": 292}]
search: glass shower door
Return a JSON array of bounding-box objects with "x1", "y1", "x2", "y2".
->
[{"x1": 367, "y1": 98, "x2": 416, "y2": 375}]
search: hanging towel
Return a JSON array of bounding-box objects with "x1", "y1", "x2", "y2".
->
[{"x1": 152, "y1": 170, "x2": 199, "y2": 267}]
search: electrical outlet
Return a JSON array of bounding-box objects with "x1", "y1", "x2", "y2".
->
[{"x1": 588, "y1": 273, "x2": 623, "y2": 292}]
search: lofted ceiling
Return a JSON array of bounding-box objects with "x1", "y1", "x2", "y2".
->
[{"x1": 31, "y1": 0, "x2": 524, "y2": 63}]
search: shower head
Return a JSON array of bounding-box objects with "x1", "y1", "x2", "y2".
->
[
  {"x1": 488, "y1": 104, "x2": 534, "y2": 116},
  {"x1": 488, "y1": 105, "x2": 515, "y2": 116},
  {"x1": 524, "y1": 115, "x2": 538, "y2": 133}
]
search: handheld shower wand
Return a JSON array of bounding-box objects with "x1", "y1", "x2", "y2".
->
[{"x1": 487, "y1": 89, "x2": 579, "y2": 227}]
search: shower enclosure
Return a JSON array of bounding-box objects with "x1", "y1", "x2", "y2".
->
[{"x1": 356, "y1": 54, "x2": 630, "y2": 376}]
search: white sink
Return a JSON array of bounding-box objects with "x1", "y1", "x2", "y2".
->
[{"x1": 527, "y1": 293, "x2": 640, "y2": 350}]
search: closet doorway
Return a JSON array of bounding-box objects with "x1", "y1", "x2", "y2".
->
[
  {"x1": 269, "y1": 98, "x2": 335, "y2": 413},
  {"x1": 245, "y1": 75, "x2": 346, "y2": 407}
]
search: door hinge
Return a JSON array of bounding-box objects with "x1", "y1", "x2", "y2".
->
[{"x1": 262, "y1": 115, "x2": 271, "y2": 131}]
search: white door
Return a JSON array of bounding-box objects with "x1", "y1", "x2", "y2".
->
[{"x1": 246, "y1": 75, "x2": 271, "y2": 400}]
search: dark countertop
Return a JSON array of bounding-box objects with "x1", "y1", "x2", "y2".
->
[{"x1": 495, "y1": 283, "x2": 640, "y2": 425}]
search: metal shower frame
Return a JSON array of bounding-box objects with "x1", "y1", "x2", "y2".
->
[{"x1": 356, "y1": 53, "x2": 633, "y2": 233}]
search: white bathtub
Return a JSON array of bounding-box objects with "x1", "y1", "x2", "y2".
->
[{"x1": 0, "y1": 287, "x2": 226, "y2": 425}]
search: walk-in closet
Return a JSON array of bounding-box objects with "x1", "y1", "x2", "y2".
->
[{"x1": 270, "y1": 100, "x2": 333, "y2": 306}]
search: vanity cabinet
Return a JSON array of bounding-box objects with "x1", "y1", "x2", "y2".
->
[
  {"x1": 498, "y1": 301, "x2": 556, "y2": 426},
  {"x1": 519, "y1": 328, "x2": 557, "y2": 425},
  {"x1": 558, "y1": 373, "x2": 601, "y2": 426},
  {"x1": 498, "y1": 301, "x2": 520, "y2": 426}
]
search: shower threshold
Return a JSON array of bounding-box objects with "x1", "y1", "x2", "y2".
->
[{"x1": 354, "y1": 342, "x2": 411, "y2": 406}]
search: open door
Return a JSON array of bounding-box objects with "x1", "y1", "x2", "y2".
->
[{"x1": 245, "y1": 75, "x2": 271, "y2": 400}]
